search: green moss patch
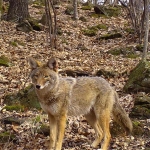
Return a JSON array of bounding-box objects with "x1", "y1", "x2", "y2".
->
[
  {"x1": 124, "y1": 28, "x2": 135, "y2": 34},
  {"x1": 65, "y1": 5, "x2": 74, "y2": 15},
  {"x1": 0, "y1": 132, "x2": 16, "y2": 143},
  {"x1": 79, "y1": 16, "x2": 87, "y2": 22},
  {"x1": 0, "y1": 55, "x2": 10, "y2": 67},
  {"x1": 108, "y1": 46, "x2": 140, "y2": 58},
  {"x1": 136, "y1": 44, "x2": 144, "y2": 52},
  {"x1": 9, "y1": 39, "x2": 25, "y2": 47},
  {"x1": 93, "y1": 5, "x2": 121, "y2": 18},
  {"x1": 123, "y1": 61, "x2": 150, "y2": 93},
  {"x1": 105, "y1": 6, "x2": 121, "y2": 17},
  {"x1": 81, "y1": 5, "x2": 92, "y2": 10},
  {"x1": 132, "y1": 120, "x2": 144, "y2": 136},
  {"x1": 4, "y1": 85, "x2": 41, "y2": 110},
  {"x1": 3, "y1": 105, "x2": 24, "y2": 112},
  {"x1": 82, "y1": 24, "x2": 107, "y2": 37},
  {"x1": 97, "y1": 32, "x2": 122, "y2": 40},
  {"x1": 82, "y1": 29, "x2": 97, "y2": 36}
]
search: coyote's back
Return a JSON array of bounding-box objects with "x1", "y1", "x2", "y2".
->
[{"x1": 29, "y1": 57, "x2": 133, "y2": 150}]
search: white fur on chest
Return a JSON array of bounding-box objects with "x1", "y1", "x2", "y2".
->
[{"x1": 40, "y1": 102, "x2": 59, "y2": 115}]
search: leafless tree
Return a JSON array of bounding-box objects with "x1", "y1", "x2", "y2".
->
[
  {"x1": 45, "y1": 0, "x2": 57, "y2": 48},
  {"x1": 73, "y1": 0, "x2": 78, "y2": 20},
  {"x1": 0, "y1": 0, "x2": 2, "y2": 21},
  {"x1": 142, "y1": 0, "x2": 149, "y2": 60},
  {"x1": 119, "y1": 0, "x2": 145, "y2": 42}
]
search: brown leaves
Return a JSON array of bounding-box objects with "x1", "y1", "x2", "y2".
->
[{"x1": 0, "y1": 2, "x2": 149, "y2": 150}]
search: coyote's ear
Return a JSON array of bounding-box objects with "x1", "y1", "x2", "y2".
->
[
  {"x1": 47, "y1": 58, "x2": 58, "y2": 72},
  {"x1": 28, "y1": 57, "x2": 39, "y2": 70}
]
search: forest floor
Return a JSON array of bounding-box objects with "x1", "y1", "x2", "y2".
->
[{"x1": 0, "y1": 2, "x2": 149, "y2": 150}]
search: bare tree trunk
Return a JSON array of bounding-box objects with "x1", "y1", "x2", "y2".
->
[
  {"x1": 112, "y1": 0, "x2": 118, "y2": 6},
  {"x1": 142, "y1": 0, "x2": 149, "y2": 60},
  {"x1": 45, "y1": 0, "x2": 57, "y2": 48},
  {"x1": 73, "y1": 0, "x2": 78, "y2": 20},
  {"x1": 0, "y1": 0, "x2": 2, "y2": 21},
  {"x1": 7, "y1": 0, "x2": 29, "y2": 22}
]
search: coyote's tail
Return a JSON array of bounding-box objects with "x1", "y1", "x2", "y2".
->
[{"x1": 112, "y1": 92, "x2": 133, "y2": 134}]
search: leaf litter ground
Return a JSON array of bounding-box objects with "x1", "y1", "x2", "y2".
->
[{"x1": 0, "y1": 3, "x2": 149, "y2": 150}]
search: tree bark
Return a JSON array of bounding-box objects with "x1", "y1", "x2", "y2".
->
[
  {"x1": 7, "y1": 0, "x2": 29, "y2": 22},
  {"x1": 0, "y1": 0, "x2": 3, "y2": 21},
  {"x1": 73, "y1": 0, "x2": 78, "y2": 20},
  {"x1": 142, "y1": 0, "x2": 149, "y2": 60}
]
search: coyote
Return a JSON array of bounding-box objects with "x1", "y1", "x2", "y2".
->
[{"x1": 28, "y1": 57, "x2": 133, "y2": 150}]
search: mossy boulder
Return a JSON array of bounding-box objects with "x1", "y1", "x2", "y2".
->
[
  {"x1": 97, "y1": 32, "x2": 122, "y2": 40},
  {"x1": 4, "y1": 85, "x2": 41, "y2": 110},
  {"x1": 82, "y1": 28, "x2": 97, "y2": 36},
  {"x1": 79, "y1": 16, "x2": 87, "y2": 22},
  {"x1": 82, "y1": 24, "x2": 107, "y2": 37},
  {"x1": 108, "y1": 46, "x2": 140, "y2": 58},
  {"x1": 65, "y1": 5, "x2": 74, "y2": 15},
  {"x1": 81, "y1": 5, "x2": 92, "y2": 10},
  {"x1": 3, "y1": 105, "x2": 24, "y2": 112},
  {"x1": 96, "y1": 69, "x2": 117, "y2": 78},
  {"x1": 132, "y1": 120, "x2": 145, "y2": 136},
  {"x1": 93, "y1": 5, "x2": 121, "y2": 17},
  {"x1": 37, "y1": 124, "x2": 50, "y2": 136},
  {"x1": 136, "y1": 44, "x2": 144, "y2": 52},
  {"x1": 111, "y1": 119, "x2": 148, "y2": 137},
  {"x1": 105, "y1": 6, "x2": 121, "y2": 17},
  {"x1": 124, "y1": 61, "x2": 150, "y2": 93},
  {"x1": 130, "y1": 95, "x2": 150, "y2": 119},
  {"x1": 0, "y1": 55, "x2": 10, "y2": 67}
]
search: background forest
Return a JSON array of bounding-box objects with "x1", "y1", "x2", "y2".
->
[{"x1": 0, "y1": 0, "x2": 150, "y2": 149}]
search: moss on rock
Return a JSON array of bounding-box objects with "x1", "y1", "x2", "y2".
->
[
  {"x1": 0, "y1": 55, "x2": 10, "y2": 67},
  {"x1": 82, "y1": 28, "x2": 97, "y2": 37},
  {"x1": 65, "y1": 5, "x2": 74, "y2": 15},
  {"x1": 4, "y1": 85, "x2": 41, "y2": 110},
  {"x1": 93, "y1": 5, "x2": 121, "y2": 17},
  {"x1": 108, "y1": 46, "x2": 140, "y2": 58},
  {"x1": 81, "y1": 5, "x2": 92, "y2": 10},
  {"x1": 82, "y1": 24, "x2": 107, "y2": 37},
  {"x1": 132, "y1": 120, "x2": 144, "y2": 136},
  {"x1": 98, "y1": 32, "x2": 122, "y2": 40},
  {"x1": 3, "y1": 105, "x2": 24, "y2": 112},
  {"x1": 123, "y1": 61, "x2": 150, "y2": 93},
  {"x1": 79, "y1": 16, "x2": 87, "y2": 22}
]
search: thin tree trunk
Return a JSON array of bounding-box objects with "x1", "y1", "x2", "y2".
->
[
  {"x1": 73, "y1": 0, "x2": 78, "y2": 20},
  {"x1": 142, "y1": 0, "x2": 149, "y2": 61},
  {"x1": 45, "y1": 0, "x2": 57, "y2": 48},
  {"x1": 0, "y1": 0, "x2": 2, "y2": 21}
]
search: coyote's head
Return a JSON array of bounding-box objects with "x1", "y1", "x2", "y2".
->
[{"x1": 28, "y1": 57, "x2": 58, "y2": 90}]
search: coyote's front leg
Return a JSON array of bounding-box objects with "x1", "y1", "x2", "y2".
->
[
  {"x1": 55, "y1": 113, "x2": 67, "y2": 150},
  {"x1": 48, "y1": 114, "x2": 57, "y2": 150}
]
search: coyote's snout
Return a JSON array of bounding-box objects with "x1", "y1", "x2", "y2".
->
[{"x1": 29, "y1": 57, "x2": 133, "y2": 150}]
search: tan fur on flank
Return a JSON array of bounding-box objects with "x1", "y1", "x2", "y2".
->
[{"x1": 28, "y1": 57, "x2": 133, "y2": 150}]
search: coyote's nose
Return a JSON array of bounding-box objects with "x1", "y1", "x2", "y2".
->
[{"x1": 36, "y1": 85, "x2": 41, "y2": 89}]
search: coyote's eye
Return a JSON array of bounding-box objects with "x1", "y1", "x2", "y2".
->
[{"x1": 44, "y1": 75, "x2": 49, "y2": 79}]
